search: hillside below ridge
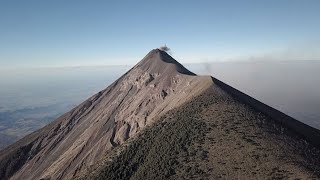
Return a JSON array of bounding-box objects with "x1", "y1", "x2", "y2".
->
[{"x1": 77, "y1": 83, "x2": 320, "y2": 180}]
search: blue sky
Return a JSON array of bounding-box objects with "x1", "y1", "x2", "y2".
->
[{"x1": 0, "y1": 0, "x2": 320, "y2": 68}]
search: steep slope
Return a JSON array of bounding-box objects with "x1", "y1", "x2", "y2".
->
[
  {"x1": 79, "y1": 82, "x2": 320, "y2": 180},
  {"x1": 0, "y1": 49, "x2": 213, "y2": 180}
]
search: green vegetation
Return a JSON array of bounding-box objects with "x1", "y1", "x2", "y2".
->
[
  {"x1": 78, "y1": 86, "x2": 320, "y2": 179},
  {"x1": 82, "y1": 93, "x2": 211, "y2": 180}
]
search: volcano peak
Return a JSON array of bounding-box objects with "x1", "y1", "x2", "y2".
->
[{"x1": 136, "y1": 49, "x2": 196, "y2": 76}]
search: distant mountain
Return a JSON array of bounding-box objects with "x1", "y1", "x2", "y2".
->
[{"x1": 1, "y1": 49, "x2": 320, "y2": 180}]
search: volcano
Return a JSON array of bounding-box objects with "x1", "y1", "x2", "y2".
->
[{"x1": 1, "y1": 49, "x2": 320, "y2": 180}]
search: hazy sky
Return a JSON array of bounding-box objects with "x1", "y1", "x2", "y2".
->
[{"x1": 0, "y1": 0, "x2": 320, "y2": 68}]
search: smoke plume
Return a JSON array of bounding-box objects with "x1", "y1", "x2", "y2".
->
[{"x1": 159, "y1": 45, "x2": 172, "y2": 54}]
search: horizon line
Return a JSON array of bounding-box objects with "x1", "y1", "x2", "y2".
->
[{"x1": 1, "y1": 59, "x2": 320, "y2": 71}]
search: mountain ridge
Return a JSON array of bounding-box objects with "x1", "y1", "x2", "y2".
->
[{"x1": 77, "y1": 78, "x2": 320, "y2": 179}]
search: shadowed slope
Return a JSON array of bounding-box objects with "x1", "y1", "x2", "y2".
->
[{"x1": 79, "y1": 83, "x2": 320, "y2": 180}]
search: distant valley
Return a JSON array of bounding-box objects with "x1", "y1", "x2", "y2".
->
[
  {"x1": 0, "y1": 66, "x2": 130, "y2": 149},
  {"x1": 0, "y1": 104, "x2": 72, "y2": 149}
]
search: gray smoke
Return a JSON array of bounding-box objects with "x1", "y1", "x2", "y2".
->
[{"x1": 159, "y1": 45, "x2": 172, "y2": 54}]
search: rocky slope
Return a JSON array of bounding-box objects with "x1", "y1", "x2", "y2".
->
[{"x1": 0, "y1": 49, "x2": 212, "y2": 180}]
